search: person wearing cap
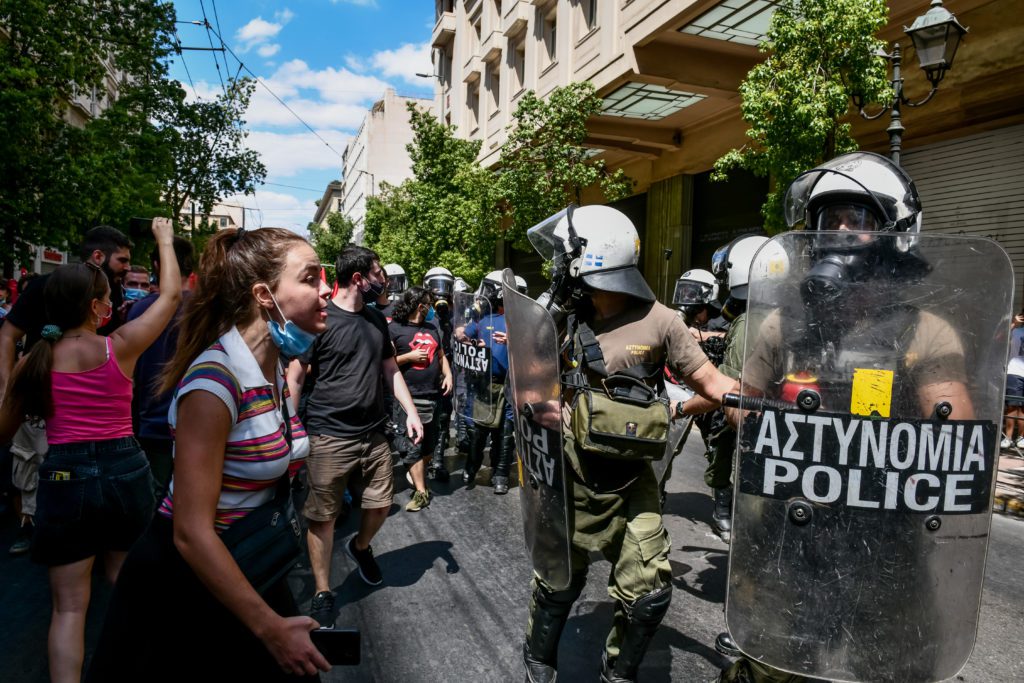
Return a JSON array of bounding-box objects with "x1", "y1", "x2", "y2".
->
[{"x1": 521, "y1": 205, "x2": 738, "y2": 683}]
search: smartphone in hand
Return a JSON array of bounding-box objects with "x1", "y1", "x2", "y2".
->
[{"x1": 310, "y1": 628, "x2": 360, "y2": 666}]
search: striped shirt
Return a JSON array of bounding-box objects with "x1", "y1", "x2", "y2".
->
[{"x1": 158, "y1": 326, "x2": 310, "y2": 532}]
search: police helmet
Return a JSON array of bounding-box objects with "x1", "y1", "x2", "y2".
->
[
  {"x1": 514, "y1": 275, "x2": 528, "y2": 295},
  {"x1": 423, "y1": 267, "x2": 455, "y2": 300},
  {"x1": 383, "y1": 263, "x2": 407, "y2": 297},
  {"x1": 711, "y1": 235, "x2": 770, "y2": 301},
  {"x1": 454, "y1": 277, "x2": 470, "y2": 293},
  {"x1": 527, "y1": 205, "x2": 656, "y2": 302},
  {"x1": 784, "y1": 152, "x2": 922, "y2": 252},
  {"x1": 672, "y1": 269, "x2": 719, "y2": 309}
]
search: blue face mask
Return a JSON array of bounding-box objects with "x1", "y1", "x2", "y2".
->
[
  {"x1": 123, "y1": 287, "x2": 147, "y2": 302},
  {"x1": 424, "y1": 306, "x2": 436, "y2": 323},
  {"x1": 266, "y1": 291, "x2": 317, "y2": 358}
]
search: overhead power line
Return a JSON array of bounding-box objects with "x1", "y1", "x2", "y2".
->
[{"x1": 198, "y1": 0, "x2": 227, "y2": 96}]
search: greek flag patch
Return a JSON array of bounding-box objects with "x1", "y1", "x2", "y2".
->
[{"x1": 583, "y1": 253, "x2": 604, "y2": 268}]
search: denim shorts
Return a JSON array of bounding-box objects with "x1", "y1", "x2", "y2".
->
[{"x1": 32, "y1": 437, "x2": 155, "y2": 567}]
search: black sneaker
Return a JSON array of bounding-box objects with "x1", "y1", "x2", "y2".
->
[
  {"x1": 427, "y1": 466, "x2": 450, "y2": 483},
  {"x1": 345, "y1": 536, "x2": 383, "y2": 586},
  {"x1": 310, "y1": 591, "x2": 335, "y2": 628}
]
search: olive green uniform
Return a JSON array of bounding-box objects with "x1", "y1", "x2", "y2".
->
[{"x1": 703, "y1": 312, "x2": 745, "y2": 490}]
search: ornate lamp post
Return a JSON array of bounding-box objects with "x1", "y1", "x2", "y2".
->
[{"x1": 853, "y1": 0, "x2": 968, "y2": 165}]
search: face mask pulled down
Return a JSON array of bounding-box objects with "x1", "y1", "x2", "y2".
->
[{"x1": 266, "y1": 290, "x2": 317, "y2": 358}]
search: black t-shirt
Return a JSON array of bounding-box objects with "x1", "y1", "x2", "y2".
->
[
  {"x1": 389, "y1": 319, "x2": 442, "y2": 398},
  {"x1": 6, "y1": 274, "x2": 50, "y2": 351},
  {"x1": 303, "y1": 301, "x2": 395, "y2": 437}
]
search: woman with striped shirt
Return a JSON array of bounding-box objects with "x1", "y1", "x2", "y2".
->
[{"x1": 87, "y1": 227, "x2": 332, "y2": 681}]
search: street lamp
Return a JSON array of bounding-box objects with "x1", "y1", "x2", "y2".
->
[
  {"x1": 416, "y1": 69, "x2": 446, "y2": 126},
  {"x1": 853, "y1": 0, "x2": 968, "y2": 166},
  {"x1": 346, "y1": 168, "x2": 375, "y2": 197}
]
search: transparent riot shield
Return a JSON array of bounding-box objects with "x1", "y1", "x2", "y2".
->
[
  {"x1": 452, "y1": 292, "x2": 498, "y2": 428},
  {"x1": 652, "y1": 381, "x2": 695, "y2": 489},
  {"x1": 725, "y1": 232, "x2": 1013, "y2": 683},
  {"x1": 501, "y1": 269, "x2": 573, "y2": 590}
]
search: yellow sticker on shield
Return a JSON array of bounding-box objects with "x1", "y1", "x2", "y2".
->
[{"x1": 850, "y1": 368, "x2": 894, "y2": 417}]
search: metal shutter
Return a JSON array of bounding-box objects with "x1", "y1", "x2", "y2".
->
[{"x1": 901, "y1": 124, "x2": 1024, "y2": 312}]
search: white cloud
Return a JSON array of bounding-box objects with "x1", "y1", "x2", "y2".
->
[
  {"x1": 245, "y1": 129, "x2": 351, "y2": 177},
  {"x1": 344, "y1": 54, "x2": 366, "y2": 72},
  {"x1": 235, "y1": 9, "x2": 294, "y2": 53},
  {"x1": 370, "y1": 42, "x2": 433, "y2": 86},
  {"x1": 258, "y1": 43, "x2": 281, "y2": 58}
]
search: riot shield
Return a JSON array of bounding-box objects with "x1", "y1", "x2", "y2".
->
[
  {"x1": 652, "y1": 381, "x2": 695, "y2": 489},
  {"x1": 725, "y1": 232, "x2": 1013, "y2": 683},
  {"x1": 452, "y1": 292, "x2": 498, "y2": 428},
  {"x1": 501, "y1": 268, "x2": 573, "y2": 590}
]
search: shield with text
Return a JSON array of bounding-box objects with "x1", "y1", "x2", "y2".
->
[
  {"x1": 501, "y1": 268, "x2": 573, "y2": 590},
  {"x1": 725, "y1": 232, "x2": 1013, "y2": 683},
  {"x1": 453, "y1": 291, "x2": 498, "y2": 428}
]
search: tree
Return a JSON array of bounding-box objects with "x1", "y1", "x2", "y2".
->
[
  {"x1": 0, "y1": 0, "x2": 265, "y2": 274},
  {"x1": 712, "y1": 0, "x2": 892, "y2": 233},
  {"x1": 498, "y1": 82, "x2": 633, "y2": 250},
  {"x1": 308, "y1": 212, "x2": 355, "y2": 266},
  {"x1": 364, "y1": 104, "x2": 501, "y2": 286}
]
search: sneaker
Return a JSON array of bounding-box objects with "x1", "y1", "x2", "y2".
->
[
  {"x1": 1016, "y1": 437, "x2": 1024, "y2": 450},
  {"x1": 345, "y1": 537, "x2": 383, "y2": 586},
  {"x1": 1002, "y1": 437, "x2": 1013, "y2": 450},
  {"x1": 310, "y1": 591, "x2": 335, "y2": 628},
  {"x1": 8, "y1": 525, "x2": 31, "y2": 556},
  {"x1": 493, "y1": 475, "x2": 509, "y2": 495},
  {"x1": 406, "y1": 490, "x2": 431, "y2": 512},
  {"x1": 405, "y1": 470, "x2": 414, "y2": 487}
]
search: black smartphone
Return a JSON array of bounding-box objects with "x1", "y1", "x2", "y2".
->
[{"x1": 310, "y1": 628, "x2": 360, "y2": 666}]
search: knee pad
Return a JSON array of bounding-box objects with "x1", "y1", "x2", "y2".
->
[{"x1": 623, "y1": 584, "x2": 672, "y2": 625}]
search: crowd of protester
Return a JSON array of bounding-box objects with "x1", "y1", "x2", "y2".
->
[{"x1": 0, "y1": 223, "x2": 518, "y2": 681}]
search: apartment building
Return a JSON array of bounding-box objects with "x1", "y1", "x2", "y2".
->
[
  {"x1": 335, "y1": 89, "x2": 435, "y2": 244},
  {"x1": 431, "y1": 0, "x2": 1024, "y2": 304}
]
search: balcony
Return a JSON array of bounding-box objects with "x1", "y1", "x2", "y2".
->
[
  {"x1": 481, "y1": 29, "x2": 502, "y2": 63},
  {"x1": 463, "y1": 53, "x2": 483, "y2": 83},
  {"x1": 502, "y1": 0, "x2": 531, "y2": 36},
  {"x1": 432, "y1": 11, "x2": 456, "y2": 47}
]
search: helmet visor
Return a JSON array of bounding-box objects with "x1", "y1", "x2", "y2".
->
[
  {"x1": 527, "y1": 207, "x2": 572, "y2": 260},
  {"x1": 711, "y1": 244, "x2": 730, "y2": 281},
  {"x1": 425, "y1": 277, "x2": 453, "y2": 298},
  {"x1": 386, "y1": 274, "x2": 408, "y2": 294},
  {"x1": 478, "y1": 279, "x2": 502, "y2": 300},
  {"x1": 672, "y1": 279, "x2": 713, "y2": 307},
  {"x1": 814, "y1": 204, "x2": 880, "y2": 232}
]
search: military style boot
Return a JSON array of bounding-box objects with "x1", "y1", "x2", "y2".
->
[
  {"x1": 712, "y1": 487, "x2": 732, "y2": 543},
  {"x1": 493, "y1": 418, "x2": 516, "y2": 495},
  {"x1": 523, "y1": 575, "x2": 587, "y2": 683},
  {"x1": 600, "y1": 585, "x2": 672, "y2": 682}
]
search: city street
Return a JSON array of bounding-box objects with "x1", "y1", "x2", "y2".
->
[{"x1": 2, "y1": 434, "x2": 1023, "y2": 682}]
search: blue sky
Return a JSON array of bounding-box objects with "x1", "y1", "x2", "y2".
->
[{"x1": 169, "y1": 0, "x2": 435, "y2": 232}]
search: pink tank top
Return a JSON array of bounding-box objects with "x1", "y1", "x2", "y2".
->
[{"x1": 47, "y1": 337, "x2": 134, "y2": 445}]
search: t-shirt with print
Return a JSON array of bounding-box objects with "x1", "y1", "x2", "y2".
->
[
  {"x1": 464, "y1": 313, "x2": 509, "y2": 378},
  {"x1": 389, "y1": 319, "x2": 442, "y2": 398},
  {"x1": 158, "y1": 326, "x2": 310, "y2": 532},
  {"x1": 586, "y1": 300, "x2": 708, "y2": 379},
  {"x1": 303, "y1": 301, "x2": 395, "y2": 437}
]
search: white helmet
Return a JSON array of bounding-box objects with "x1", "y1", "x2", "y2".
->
[
  {"x1": 423, "y1": 266, "x2": 455, "y2": 299},
  {"x1": 672, "y1": 269, "x2": 719, "y2": 308},
  {"x1": 383, "y1": 263, "x2": 407, "y2": 296},
  {"x1": 784, "y1": 151, "x2": 923, "y2": 239},
  {"x1": 527, "y1": 205, "x2": 655, "y2": 302},
  {"x1": 514, "y1": 275, "x2": 528, "y2": 295},
  {"x1": 711, "y1": 235, "x2": 770, "y2": 301},
  {"x1": 478, "y1": 270, "x2": 504, "y2": 302},
  {"x1": 453, "y1": 277, "x2": 470, "y2": 293}
]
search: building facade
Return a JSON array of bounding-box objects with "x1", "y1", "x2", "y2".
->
[
  {"x1": 431, "y1": 0, "x2": 1024, "y2": 305},
  {"x1": 335, "y1": 88, "x2": 435, "y2": 244}
]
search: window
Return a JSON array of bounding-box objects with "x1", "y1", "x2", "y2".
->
[
  {"x1": 468, "y1": 81, "x2": 480, "y2": 131},
  {"x1": 582, "y1": 0, "x2": 597, "y2": 33},
  {"x1": 488, "y1": 61, "x2": 501, "y2": 114},
  {"x1": 471, "y1": 12, "x2": 482, "y2": 55},
  {"x1": 542, "y1": 6, "x2": 557, "y2": 66},
  {"x1": 494, "y1": 0, "x2": 502, "y2": 19},
  {"x1": 511, "y1": 34, "x2": 526, "y2": 94},
  {"x1": 219, "y1": 217, "x2": 228, "y2": 228},
  {"x1": 442, "y1": 44, "x2": 454, "y2": 85}
]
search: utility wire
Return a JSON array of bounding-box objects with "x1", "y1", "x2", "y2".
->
[
  {"x1": 262, "y1": 182, "x2": 325, "y2": 193},
  {"x1": 202, "y1": 21, "x2": 346, "y2": 162},
  {"x1": 198, "y1": 0, "x2": 227, "y2": 96},
  {"x1": 175, "y1": 36, "x2": 200, "y2": 100}
]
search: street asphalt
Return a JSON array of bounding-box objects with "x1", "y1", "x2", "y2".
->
[{"x1": 1, "y1": 434, "x2": 1022, "y2": 682}]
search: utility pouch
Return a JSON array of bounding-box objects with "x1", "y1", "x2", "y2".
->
[
  {"x1": 570, "y1": 375, "x2": 670, "y2": 461},
  {"x1": 471, "y1": 382, "x2": 506, "y2": 429}
]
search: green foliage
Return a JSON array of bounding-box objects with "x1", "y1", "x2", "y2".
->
[
  {"x1": 308, "y1": 212, "x2": 355, "y2": 266},
  {"x1": 0, "y1": 0, "x2": 265, "y2": 273},
  {"x1": 712, "y1": 0, "x2": 891, "y2": 233},
  {"x1": 498, "y1": 82, "x2": 634, "y2": 250},
  {"x1": 364, "y1": 104, "x2": 501, "y2": 286}
]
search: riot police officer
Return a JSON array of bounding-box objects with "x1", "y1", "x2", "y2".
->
[
  {"x1": 384, "y1": 263, "x2": 408, "y2": 302},
  {"x1": 717, "y1": 152, "x2": 1009, "y2": 683},
  {"x1": 673, "y1": 268, "x2": 726, "y2": 334},
  {"x1": 511, "y1": 205, "x2": 738, "y2": 683},
  {"x1": 424, "y1": 266, "x2": 457, "y2": 481}
]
